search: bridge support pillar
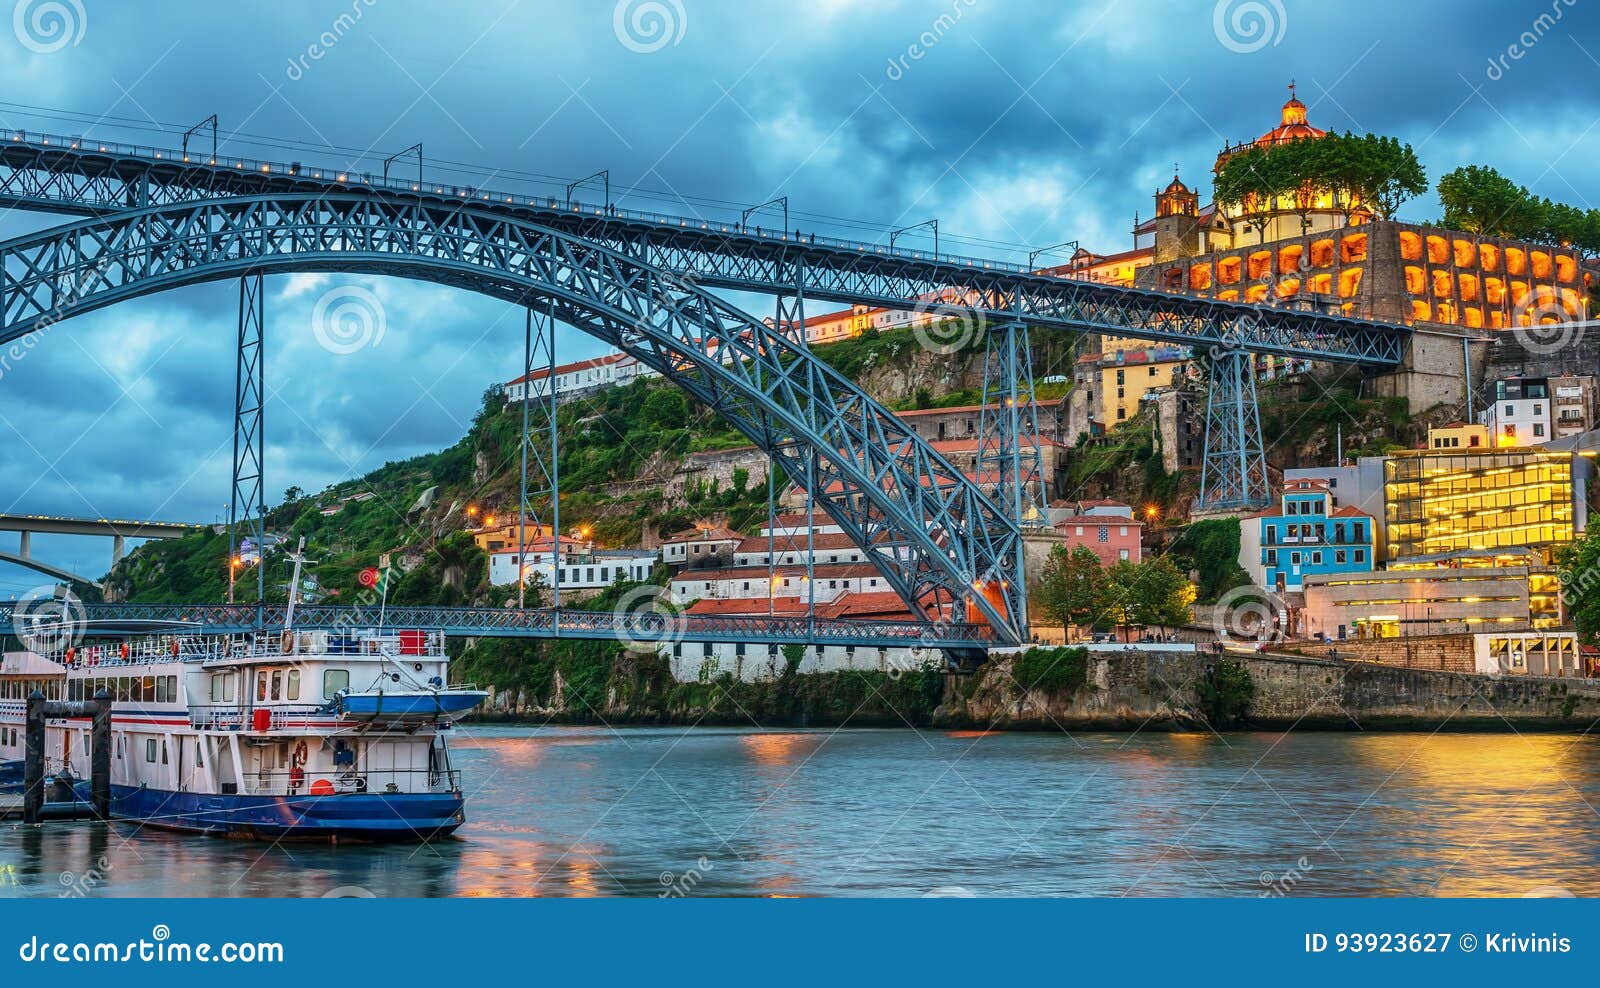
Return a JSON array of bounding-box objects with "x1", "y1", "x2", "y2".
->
[
  {"x1": 517, "y1": 300, "x2": 560, "y2": 610},
  {"x1": 18, "y1": 530, "x2": 29, "y2": 560},
  {"x1": 111, "y1": 534, "x2": 124, "y2": 568},
  {"x1": 976, "y1": 311, "x2": 1042, "y2": 637},
  {"x1": 230, "y1": 273, "x2": 267, "y2": 609},
  {"x1": 1197, "y1": 347, "x2": 1269, "y2": 512}
]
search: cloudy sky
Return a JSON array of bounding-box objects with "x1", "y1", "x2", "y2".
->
[{"x1": 1, "y1": 0, "x2": 1597, "y2": 590}]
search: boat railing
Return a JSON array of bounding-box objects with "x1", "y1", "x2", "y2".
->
[
  {"x1": 60, "y1": 637, "x2": 231, "y2": 669},
  {"x1": 188, "y1": 703, "x2": 329, "y2": 731},
  {"x1": 233, "y1": 767, "x2": 462, "y2": 798},
  {"x1": 223, "y1": 630, "x2": 448, "y2": 659}
]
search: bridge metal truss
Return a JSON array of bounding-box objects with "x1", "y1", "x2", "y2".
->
[
  {"x1": 516, "y1": 299, "x2": 560, "y2": 609},
  {"x1": 0, "y1": 194, "x2": 1027, "y2": 642},
  {"x1": 975, "y1": 296, "x2": 1047, "y2": 607},
  {"x1": 0, "y1": 601, "x2": 998, "y2": 650},
  {"x1": 230, "y1": 271, "x2": 266, "y2": 601},
  {"x1": 0, "y1": 137, "x2": 1409, "y2": 367},
  {"x1": 1197, "y1": 348, "x2": 1270, "y2": 510}
]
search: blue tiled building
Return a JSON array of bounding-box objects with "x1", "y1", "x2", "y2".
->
[{"x1": 1239, "y1": 479, "x2": 1375, "y2": 593}]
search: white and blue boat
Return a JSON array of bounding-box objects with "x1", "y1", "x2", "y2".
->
[{"x1": 5, "y1": 627, "x2": 485, "y2": 841}]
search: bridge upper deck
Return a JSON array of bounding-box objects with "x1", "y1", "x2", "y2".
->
[{"x1": 0, "y1": 127, "x2": 1409, "y2": 366}]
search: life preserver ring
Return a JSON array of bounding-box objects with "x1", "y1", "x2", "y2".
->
[{"x1": 293, "y1": 740, "x2": 308, "y2": 766}]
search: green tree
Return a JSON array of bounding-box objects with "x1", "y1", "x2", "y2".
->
[
  {"x1": 1166, "y1": 518, "x2": 1250, "y2": 603},
  {"x1": 1340, "y1": 133, "x2": 1426, "y2": 220},
  {"x1": 640, "y1": 388, "x2": 690, "y2": 430},
  {"x1": 1214, "y1": 144, "x2": 1287, "y2": 244},
  {"x1": 1437, "y1": 164, "x2": 1543, "y2": 239},
  {"x1": 1130, "y1": 555, "x2": 1196, "y2": 635},
  {"x1": 1102, "y1": 559, "x2": 1142, "y2": 638},
  {"x1": 1031, "y1": 544, "x2": 1107, "y2": 638},
  {"x1": 1558, "y1": 533, "x2": 1600, "y2": 645},
  {"x1": 1215, "y1": 133, "x2": 1425, "y2": 236}
]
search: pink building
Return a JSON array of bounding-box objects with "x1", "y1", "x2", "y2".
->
[{"x1": 1054, "y1": 502, "x2": 1143, "y2": 565}]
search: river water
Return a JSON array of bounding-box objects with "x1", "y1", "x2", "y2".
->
[{"x1": 5, "y1": 726, "x2": 1598, "y2": 897}]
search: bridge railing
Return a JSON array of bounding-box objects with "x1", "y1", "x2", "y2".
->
[
  {"x1": 2, "y1": 128, "x2": 1037, "y2": 275},
  {"x1": 0, "y1": 599, "x2": 996, "y2": 648}
]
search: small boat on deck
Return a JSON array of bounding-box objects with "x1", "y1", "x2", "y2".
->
[{"x1": 333, "y1": 686, "x2": 490, "y2": 724}]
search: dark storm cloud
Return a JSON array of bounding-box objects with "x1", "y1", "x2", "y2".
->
[{"x1": 1, "y1": 0, "x2": 1596, "y2": 585}]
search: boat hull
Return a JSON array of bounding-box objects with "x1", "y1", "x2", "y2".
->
[{"x1": 87, "y1": 783, "x2": 466, "y2": 842}]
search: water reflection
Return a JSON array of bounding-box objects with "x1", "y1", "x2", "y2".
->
[{"x1": 1, "y1": 728, "x2": 1596, "y2": 897}]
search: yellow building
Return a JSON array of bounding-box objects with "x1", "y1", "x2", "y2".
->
[
  {"x1": 1382, "y1": 449, "x2": 1578, "y2": 562},
  {"x1": 1426, "y1": 422, "x2": 1489, "y2": 451},
  {"x1": 1097, "y1": 347, "x2": 1187, "y2": 427}
]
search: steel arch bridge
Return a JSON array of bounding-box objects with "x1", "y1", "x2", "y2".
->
[
  {"x1": 0, "y1": 131, "x2": 1409, "y2": 367},
  {"x1": 0, "y1": 127, "x2": 1421, "y2": 651},
  {"x1": 0, "y1": 192, "x2": 1026, "y2": 643}
]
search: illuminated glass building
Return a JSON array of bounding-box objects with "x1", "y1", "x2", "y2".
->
[{"x1": 1382, "y1": 449, "x2": 1581, "y2": 563}]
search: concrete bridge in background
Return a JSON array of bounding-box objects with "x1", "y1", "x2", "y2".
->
[{"x1": 0, "y1": 513, "x2": 205, "y2": 586}]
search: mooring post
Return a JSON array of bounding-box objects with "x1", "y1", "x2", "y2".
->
[
  {"x1": 91, "y1": 688, "x2": 112, "y2": 819},
  {"x1": 24, "y1": 689, "x2": 45, "y2": 825}
]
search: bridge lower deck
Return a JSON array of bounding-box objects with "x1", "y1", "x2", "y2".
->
[{"x1": 2, "y1": 602, "x2": 998, "y2": 650}]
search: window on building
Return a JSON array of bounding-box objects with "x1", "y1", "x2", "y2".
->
[
  {"x1": 1097, "y1": 527, "x2": 1109, "y2": 543},
  {"x1": 1266, "y1": 549, "x2": 1278, "y2": 566},
  {"x1": 1534, "y1": 423, "x2": 1545, "y2": 437},
  {"x1": 1336, "y1": 550, "x2": 1347, "y2": 564},
  {"x1": 1354, "y1": 549, "x2": 1366, "y2": 563},
  {"x1": 1312, "y1": 552, "x2": 1323, "y2": 565}
]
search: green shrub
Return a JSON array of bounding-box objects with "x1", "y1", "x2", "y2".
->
[{"x1": 1012, "y1": 647, "x2": 1089, "y2": 695}]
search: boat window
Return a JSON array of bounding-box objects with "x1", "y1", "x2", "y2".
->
[
  {"x1": 323, "y1": 669, "x2": 349, "y2": 699},
  {"x1": 156, "y1": 677, "x2": 169, "y2": 703},
  {"x1": 161, "y1": 741, "x2": 168, "y2": 765},
  {"x1": 270, "y1": 670, "x2": 282, "y2": 701},
  {"x1": 211, "y1": 674, "x2": 226, "y2": 702},
  {"x1": 256, "y1": 673, "x2": 267, "y2": 702},
  {"x1": 286, "y1": 669, "x2": 300, "y2": 701},
  {"x1": 145, "y1": 738, "x2": 157, "y2": 762},
  {"x1": 141, "y1": 676, "x2": 156, "y2": 702}
]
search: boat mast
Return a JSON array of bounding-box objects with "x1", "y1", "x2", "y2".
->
[{"x1": 283, "y1": 535, "x2": 308, "y2": 633}]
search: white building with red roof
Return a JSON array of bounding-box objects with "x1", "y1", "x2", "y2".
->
[{"x1": 502, "y1": 351, "x2": 659, "y2": 404}]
